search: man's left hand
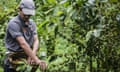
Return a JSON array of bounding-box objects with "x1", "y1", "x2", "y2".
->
[{"x1": 27, "y1": 57, "x2": 36, "y2": 65}]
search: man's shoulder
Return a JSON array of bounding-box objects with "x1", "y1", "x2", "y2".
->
[
  {"x1": 7, "y1": 16, "x2": 21, "y2": 29},
  {"x1": 8, "y1": 16, "x2": 20, "y2": 25}
]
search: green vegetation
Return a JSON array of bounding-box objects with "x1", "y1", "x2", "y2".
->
[{"x1": 0, "y1": 0, "x2": 120, "y2": 72}]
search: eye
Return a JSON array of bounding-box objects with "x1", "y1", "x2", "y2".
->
[{"x1": 24, "y1": 15, "x2": 31, "y2": 17}]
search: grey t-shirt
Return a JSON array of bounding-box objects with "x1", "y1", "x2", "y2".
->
[{"x1": 5, "y1": 15, "x2": 37, "y2": 52}]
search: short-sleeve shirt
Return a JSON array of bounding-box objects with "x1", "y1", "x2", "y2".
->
[{"x1": 5, "y1": 15, "x2": 37, "y2": 52}]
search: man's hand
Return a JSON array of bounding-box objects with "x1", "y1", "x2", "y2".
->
[
  {"x1": 35, "y1": 59, "x2": 47, "y2": 70},
  {"x1": 27, "y1": 52, "x2": 36, "y2": 65},
  {"x1": 27, "y1": 57, "x2": 36, "y2": 65},
  {"x1": 28, "y1": 57, "x2": 47, "y2": 70}
]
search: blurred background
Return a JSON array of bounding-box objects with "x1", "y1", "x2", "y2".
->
[{"x1": 0, "y1": 0, "x2": 120, "y2": 72}]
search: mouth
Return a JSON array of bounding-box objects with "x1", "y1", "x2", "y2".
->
[{"x1": 24, "y1": 18, "x2": 29, "y2": 21}]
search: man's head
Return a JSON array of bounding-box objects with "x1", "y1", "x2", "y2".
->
[{"x1": 19, "y1": 0, "x2": 35, "y2": 21}]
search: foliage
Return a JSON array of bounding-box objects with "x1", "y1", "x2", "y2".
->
[{"x1": 0, "y1": 0, "x2": 120, "y2": 72}]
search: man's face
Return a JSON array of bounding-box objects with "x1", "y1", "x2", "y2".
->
[
  {"x1": 23, "y1": 14, "x2": 31, "y2": 22},
  {"x1": 20, "y1": 9, "x2": 32, "y2": 22}
]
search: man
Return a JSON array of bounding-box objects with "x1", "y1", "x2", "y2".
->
[{"x1": 4, "y1": 0, "x2": 47, "y2": 72}]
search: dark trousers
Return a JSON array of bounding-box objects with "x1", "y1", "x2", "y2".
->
[
  {"x1": 4, "y1": 52, "x2": 27, "y2": 72},
  {"x1": 4, "y1": 64, "x2": 16, "y2": 72}
]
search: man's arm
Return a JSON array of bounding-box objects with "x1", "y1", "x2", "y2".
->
[
  {"x1": 27, "y1": 35, "x2": 39, "y2": 65},
  {"x1": 16, "y1": 36, "x2": 39, "y2": 62},
  {"x1": 33, "y1": 35, "x2": 39, "y2": 55},
  {"x1": 16, "y1": 36, "x2": 47, "y2": 70}
]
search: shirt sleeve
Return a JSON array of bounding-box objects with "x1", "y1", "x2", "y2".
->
[{"x1": 8, "y1": 22, "x2": 23, "y2": 38}]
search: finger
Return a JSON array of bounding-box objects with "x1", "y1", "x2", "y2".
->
[
  {"x1": 39, "y1": 63, "x2": 44, "y2": 70},
  {"x1": 32, "y1": 60, "x2": 36, "y2": 65},
  {"x1": 27, "y1": 59, "x2": 30, "y2": 64},
  {"x1": 39, "y1": 61, "x2": 47, "y2": 71},
  {"x1": 42, "y1": 63, "x2": 47, "y2": 70},
  {"x1": 28, "y1": 57, "x2": 32, "y2": 65},
  {"x1": 31, "y1": 60, "x2": 34, "y2": 65},
  {"x1": 31, "y1": 60, "x2": 33, "y2": 64}
]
